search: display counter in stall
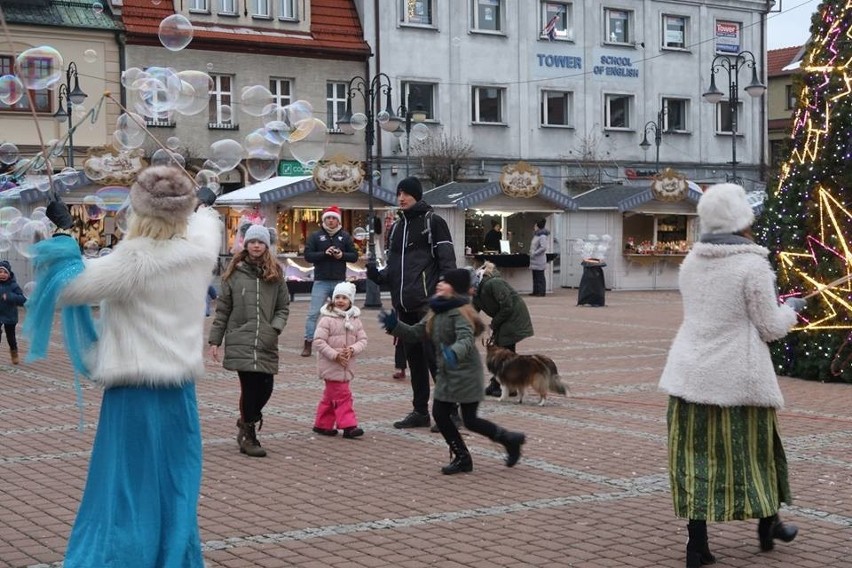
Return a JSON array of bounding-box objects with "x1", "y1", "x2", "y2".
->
[{"x1": 422, "y1": 162, "x2": 576, "y2": 294}]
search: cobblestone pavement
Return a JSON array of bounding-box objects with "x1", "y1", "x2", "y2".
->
[{"x1": 1, "y1": 289, "x2": 850, "y2": 568}]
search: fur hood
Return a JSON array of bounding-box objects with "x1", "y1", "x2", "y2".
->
[{"x1": 319, "y1": 303, "x2": 361, "y2": 330}]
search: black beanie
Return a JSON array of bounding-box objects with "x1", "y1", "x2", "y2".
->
[
  {"x1": 396, "y1": 176, "x2": 423, "y2": 201},
  {"x1": 536, "y1": 218, "x2": 546, "y2": 229},
  {"x1": 439, "y1": 268, "x2": 471, "y2": 295}
]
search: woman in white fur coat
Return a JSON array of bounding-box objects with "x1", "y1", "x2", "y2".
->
[
  {"x1": 44, "y1": 167, "x2": 222, "y2": 568},
  {"x1": 659, "y1": 183, "x2": 804, "y2": 568}
]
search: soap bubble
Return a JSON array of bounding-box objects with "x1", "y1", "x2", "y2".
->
[
  {"x1": 114, "y1": 112, "x2": 147, "y2": 149},
  {"x1": 283, "y1": 100, "x2": 313, "y2": 126},
  {"x1": 23, "y1": 281, "x2": 35, "y2": 296},
  {"x1": 91, "y1": 1, "x2": 103, "y2": 14},
  {"x1": 83, "y1": 240, "x2": 100, "y2": 258},
  {"x1": 13, "y1": 220, "x2": 50, "y2": 258},
  {"x1": 288, "y1": 118, "x2": 328, "y2": 167},
  {"x1": 158, "y1": 14, "x2": 194, "y2": 52},
  {"x1": 83, "y1": 49, "x2": 98, "y2": 63},
  {"x1": 151, "y1": 148, "x2": 185, "y2": 168},
  {"x1": 174, "y1": 70, "x2": 212, "y2": 116},
  {"x1": 83, "y1": 194, "x2": 107, "y2": 221},
  {"x1": 207, "y1": 139, "x2": 244, "y2": 172},
  {"x1": 195, "y1": 170, "x2": 221, "y2": 194},
  {"x1": 15, "y1": 46, "x2": 63, "y2": 90},
  {"x1": 411, "y1": 122, "x2": 430, "y2": 141},
  {"x1": 0, "y1": 142, "x2": 19, "y2": 164},
  {"x1": 246, "y1": 150, "x2": 278, "y2": 181},
  {"x1": 115, "y1": 201, "x2": 132, "y2": 233},
  {"x1": 0, "y1": 206, "x2": 22, "y2": 225},
  {"x1": 121, "y1": 67, "x2": 144, "y2": 88},
  {"x1": 166, "y1": 136, "x2": 180, "y2": 150},
  {"x1": 219, "y1": 105, "x2": 232, "y2": 123},
  {"x1": 239, "y1": 85, "x2": 273, "y2": 117},
  {"x1": 95, "y1": 186, "x2": 130, "y2": 211},
  {"x1": 206, "y1": 62, "x2": 214, "y2": 71},
  {"x1": 83, "y1": 157, "x2": 107, "y2": 181},
  {"x1": 0, "y1": 75, "x2": 24, "y2": 106},
  {"x1": 350, "y1": 112, "x2": 368, "y2": 131}
]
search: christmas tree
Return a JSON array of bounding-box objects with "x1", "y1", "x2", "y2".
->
[{"x1": 757, "y1": 1, "x2": 852, "y2": 383}]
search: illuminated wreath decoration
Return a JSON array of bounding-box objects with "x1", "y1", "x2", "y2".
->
[
  {"x1": 499, "y1": 161, "x2": 543, "y2": 198},
  {"x1": 651, "y1": 168, "x2": 688, "y2": 202},
  {"x1": 313, "y1": 155, "x2": 364, "y2": 194}
]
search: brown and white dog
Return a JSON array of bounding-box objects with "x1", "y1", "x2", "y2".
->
[{"x1": 485, "y1": 345, "x2": 567, "y2": 406}]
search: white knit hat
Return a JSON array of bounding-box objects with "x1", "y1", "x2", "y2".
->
[
  {"x1": 332, "y1": 281, "x2": 356, "y2": 304},
  {"x1": 243, "y1": 224, "x2": 271, "y2": 247},
  {"x1": 697, "y1": 183, "x2": 755, "y2": 235}
]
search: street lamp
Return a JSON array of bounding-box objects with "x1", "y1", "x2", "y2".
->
[
  {"x1": 702, "y1": 50, "x2": 765, "y2": 182},
  {"x1": 336, "y1": 73, "x2": 401, "y2": 308},
  {"x1": 639, "y1": 107, "x2": 669, "y2": 174},
  {"x1": 52, "y1": 61, "x2": 88, "y2": 169}
]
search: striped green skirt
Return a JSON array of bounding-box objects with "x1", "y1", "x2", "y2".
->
[{"x1": 667, "y1": 396, "x2": 792, "y2": 522}]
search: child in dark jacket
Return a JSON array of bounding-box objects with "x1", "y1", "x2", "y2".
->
[
  {"x1": 0, "y1": 260, "x2": 26, "y2": 364},
  {"x1": 379, "y1": 268, "x2": 526, "y2": 474}
]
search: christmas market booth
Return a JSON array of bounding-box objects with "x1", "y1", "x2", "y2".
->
[
  {"x1": 422, "y1": 162, "x2": 576, "y2": 294},
  {"x1": 219, "y1": 156, "x2": 398, "y2": 295},
  {"x1": 564, "y1": 170, "x2": 703, "y2": 290}
]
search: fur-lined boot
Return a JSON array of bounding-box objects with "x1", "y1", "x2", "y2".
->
[{"x1": 238, "y1": 418, "x2": 267, "y2": 457}]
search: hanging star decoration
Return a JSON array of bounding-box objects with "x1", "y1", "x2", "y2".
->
[{"x1": 778, "y1": 186, "x2": 852, "y2": 331}]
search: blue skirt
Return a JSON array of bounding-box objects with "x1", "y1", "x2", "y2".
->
[{"x1": 64, "y1": 382, "x2": 204, "y2": 568}]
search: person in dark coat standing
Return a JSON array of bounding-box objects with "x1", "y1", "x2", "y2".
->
[
  {"x1": 0, "y1": 260, "x2": 26, "y2": 364},
  {"x1": 470, "y1": 261, "x2": 533, "y2": 396},
  {"x1": 367, "y1": 176, "x2": 456, "y2": 429},
  {"x1": 483, "y1": 221, "x2": 502, "y2": 252},
  {"x1": 379, "y1": 269, "x2": 526, "y2": 474}
]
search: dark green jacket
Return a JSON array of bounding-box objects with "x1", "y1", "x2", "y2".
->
[
  {"x1": 473, "y1": 271, "x2": 533, "y2": 347},
  {"x1": 392, "y1": 305, "x2": 484, "y2": 404},
  {"x1": 208, "y1": 261, "x2": 290, "y2": 374}
]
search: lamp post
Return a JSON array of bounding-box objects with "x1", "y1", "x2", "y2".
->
[
  {"x1": 639, "y1": 107, "x2": 668, "y2": 174},
  {"x1": 336, "y1": 73, "x2": 401, "y2": 308},
  {"x1": 702, "y1": 50, "x2": 766, "y2": 183},
  {"x1": 396, "y1": 87, "x2": 427, "y2": 177},
  {"x1": 52, "y1": 61, "x2": 88, "y2": 169}
]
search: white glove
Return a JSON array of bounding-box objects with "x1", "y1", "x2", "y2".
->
[{"x1": 783, "y1": 297, "x2": 807, "y2": 313}]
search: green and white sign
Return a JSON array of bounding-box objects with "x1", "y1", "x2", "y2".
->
[{"x1": 277, "y1": 160, "x2": 312, "y2": 176}]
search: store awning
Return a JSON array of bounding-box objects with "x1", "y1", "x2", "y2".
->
[
  {"x1": 573, "y1": 182, "x2": 703, "y2": 212},
  {"x1": 424, "y1": 181, "x2": 577, "y2": 210},
  {"x1": 259, "y1": 178, "x2": 398, "y2": 206},
  {"x1": 216, "y1": 176, "x2": 312, "y2": 204}
]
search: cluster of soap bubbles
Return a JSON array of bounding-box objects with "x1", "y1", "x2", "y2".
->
[
  {"x1": 578, "y1": 234, "x2": 612, "y2": 260},
  {"x1": 0, "y1": 205, "x2": 56, "y2": 261}
]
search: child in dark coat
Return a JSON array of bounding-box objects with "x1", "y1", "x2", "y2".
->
[
  {"x1": 0, "y1": 260, "x2": 26, "y2": 364},
  {"x1": 380, "y1": 268, "x2": 526, "y2": 474}
]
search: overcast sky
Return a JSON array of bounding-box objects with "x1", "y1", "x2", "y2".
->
[{"x1": 766, "y1": 0, "x2": 821, "y2": 50}]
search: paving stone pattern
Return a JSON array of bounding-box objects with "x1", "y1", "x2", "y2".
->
[{"x1": 1, "y1": 290, "x2": 850, "y2": 567}]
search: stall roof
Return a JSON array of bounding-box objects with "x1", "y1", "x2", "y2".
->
[
  {"x1": 216, "y1": 176, "x2": 312, "y2": 204},
  {"x1": 423, "y1": 181, "x2": 577, "y2": 210},
  {"x1": 573, "y1": 182, "x2": 703, "y2": 212},
  {"x1": 259, "y1": 178, "x2": 398, "y2": 206}
]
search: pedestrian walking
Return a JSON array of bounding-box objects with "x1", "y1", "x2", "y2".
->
[
  {"x1": 367, "y1": 176, "x2": 456, "y2": 429},
  {"x1": 301, "y1": 205, "x2": 358, "y2": 357},
  {"x1": 379, "y1": 268, "x2": 526, "y2": 474},
  {"x1": 470, "y1": 261, "x2": 533, "y2": 396},
  {"x1": 0, "y1": 260, "x2": 26, "y2": 364},
  {"x1": 529, "y1": 218, "x2": 549, "y2": 296},
  {"x1": 311, "y1": 281, "x2": 368, "y2": 439},
  {"x1": 208, "y1": 223, "x2": 290, "y2": 458},
  {"x1": 30, "y1": 166, "x2": 222, "y2": 568},
  {"x1": 658, "y1": 183, "x2": 803, "y2": 567}
]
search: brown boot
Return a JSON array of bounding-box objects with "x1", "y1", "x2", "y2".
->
[
  {"x1": 10, "y1": 350, "x2": 18, "y2": 365},
  {"x1": 300, "y1": 340, "x2": 312, "y2": 357},
  {"x1": 239, "y1": 419, "x2": 267, "y2": 457}
]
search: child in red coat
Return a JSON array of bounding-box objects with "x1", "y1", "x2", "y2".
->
[{"x1": 312, "y1": 282, "x2": 368, "y2": 438}]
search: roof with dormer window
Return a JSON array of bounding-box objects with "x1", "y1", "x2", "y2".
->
[{"x1": 0, "y1": 0, "x2": 122, "y2": 30}]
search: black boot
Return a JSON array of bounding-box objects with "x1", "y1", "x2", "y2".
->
[
  {"x1": 686, "y1": 520, "x2": 716, "y2": 567},
  {"x1": 494, "y1": 426, "x2": 526, "y2": 467},
  {"x1": 484, "y1": 377, "x2": 502, "y2": 397},
  {"x1": 441, "y1": 438, "x2": 473, "y2": 475},
  {"x1": 758, "y1": 514, "x2": 798, "y2": 551}
]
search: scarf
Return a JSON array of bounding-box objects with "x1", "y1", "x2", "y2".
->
[
  {"x1": 428, "y1": 295, "x2": 469, "y2": 313},
  {"x1": 699, "y1": 233, "x2": 755, "y2": 245},
  {"x1": 322, "y1": 222, "x2": 341, "y2": 236}
]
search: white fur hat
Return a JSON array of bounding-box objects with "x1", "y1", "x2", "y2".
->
[
  {"x1": 332, "y1": 281, "x2": 356, "y2": 304},
  {"x1": 244, "y1": 224, "x2": 271, "y2": 247},
  {"x1": 697, "y1": 183, "x2": 755, "y2": 235}
]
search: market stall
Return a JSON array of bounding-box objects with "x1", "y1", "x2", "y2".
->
[
  {"x1": 422, "y1": 162, "x2": 576, "y2": 294},
  {"x1": 565, "y1": 170, "x2": 705, "y2": 290}
]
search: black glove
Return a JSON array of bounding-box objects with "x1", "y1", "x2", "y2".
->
[
  {"x1": 378, "y1": 309, "x2": 398, "y2": 333},
  {"x1": 46, "y1": 197, "x2": 73, "y2": 229},
  {"x1": 366, "y1": 261, "x2": 380, "y2": 283},
  {"x1": 196, "y1": 186, "x2": 217, "y2": 208}
]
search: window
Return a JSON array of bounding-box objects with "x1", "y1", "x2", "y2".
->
[
  {"x1": 604, "y1": 94, "x2": 632, "y2": 129},
  {"x1": 785, "y1": 84, "x2": 797, "y2": 110},
  {"x1": 541, "y1": 90, "x2": 572, "y2": 126},
  {"x1": 279, "y1": 0, "x2": 296, "y2": 20},
  {"x1": 327, "y1": 81, "x2": 348, "y2": 132},
  {"x1": 401, "y1": 81, "x2": 436, "y2": 120},
  {"x1": 662, "y1": 15, "x2": 687, "y2": 49},
  {"x1": 269, "y1": 78, "x2": 292, "y2": 122},
  {"x1": 715, "y1": 100, "x2": 743, "y2": 134},
  {"x1": 400, "y1": 0, "x2": 433, "y2": 25},
  {"x1": 189, "y1": 0, "x2": 208, "y2": 11},
  {"x1": 0, "y1": 56, "x2": 50, "y2": 113},
  {"x1": 471, "y1": 86, "x2": 504, "y2": 123},
  {"x1": 541, "y1": 2, "x2": 573, "y2": 41},
  {"x1": 471, "y1": 0, "x2": 502, "y2": 32},
  {"x1": 251, "y1": 0, "x2": 270, "y2": 17},
  {"x1": 604, "y1": 8, "x2": 632, "y2": 44},
  {"x1": 209, "y1": 74, "x2": 235, "y2": 128},
  {"x1": 662, "y1": 97, "x2": 688, "y2": 132},
  {"x1": 218, "y1": 0, "x2": 236, "y2": 14}
]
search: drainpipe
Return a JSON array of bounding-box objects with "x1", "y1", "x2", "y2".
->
[
  {"x1": 759, "y1": 1, "x2": 770, "y2": 182},
  {"x1": 116, "y1": 31, "x2": 127, "y2": 109},
  {"x1": 372, "y1": 0, "x2": 383, "y2": 163}
]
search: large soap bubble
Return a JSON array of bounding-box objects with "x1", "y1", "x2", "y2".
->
[
  {"x1": 95, "y1": 186, "x2": 130, "y2": 211},
  {"x1": 195, "y1": 170, "x2": 221, "y2": 194},
  {"x1": 121, "y1": 67, "x2": 145, "y2": 88},
  {"x1": 0, "y1": 75, "x2": 24, "y2": 106},
  {"x1": 159, "y1": 14, "x2": 194, "y2": 52},
  {"x1": 114, "y1": 112, "x2": 147, "y2": 149},
  {"x1": 13, "y1": 220, "x2": 50, "y2": 258},
  {"x1": 0, "y1": 142, "x2": 19, "y2": 165},
  {"x1": 284, "y1": 100, "x2": 313, "y2": 126},
  {"x1": 239, "y1": 85, "x2": 273, "y2": 117},
  {"x1": 83, "y1": 194, "x2": 107, "y2": 221},
  {"x1": 132, "y1": 67, "x2": 181, "y2": 118},
  {"x1": 15, "y1": 46, "x2": 63, "y2": 90},
  {"x1": 207, "y1": 139, "x2": 244, "y2": 172},
  {"x1": 151, "y1": 148, "x2": 185, "y2": 168},
  {"x1": 288, "y1": 118, "x2": 328, "y2": 168},
  {"x1": 411, "y1": 122, "x2": 430, "y2": 141},
  {"x1": 246, "y1": 150, "x2": 278, "y2": 181},
  {"x1": 174, "y1": 70, "x2": 212, "y2": 116}
]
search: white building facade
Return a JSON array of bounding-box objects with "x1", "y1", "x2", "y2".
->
[{"x1": 357, "y1": 0, "x2": 773, "y2": 192}]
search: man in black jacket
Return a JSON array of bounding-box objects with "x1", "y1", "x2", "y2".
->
[
  {"x1": 301, "y1": 205, "x2": 358, "y2": 356},
  {"x1": 368, "y1": 177, "x2": 456, "y2": 428}
]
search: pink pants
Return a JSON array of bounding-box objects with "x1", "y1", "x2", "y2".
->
[{"x1": 314, "y1": 380, "x2": 358, "y2": 430}]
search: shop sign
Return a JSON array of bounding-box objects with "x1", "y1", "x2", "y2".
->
[
  {"x1": 651, "y1": 168, "x2": 688, "y2": 202},
  {"x1": 84, "y1": 146, "x2": 147, "y2": 186},
  {"x1": 591, "y1": 53, "x2": 639, "y2": 78},
  {"x1": 715, "y1": 20, "x2": 741, "y2": 54},
  {"x1": 532, "y1": 47, "x2": 584, "y2": 79},
  {"x1": 278, "y1": 160, "x2": 312, "y2": 176},
  {"x1": 312, "y1": 155, "x2": 364, "y2": 194},
  {"x1": 499, "y1": 161, "x2": 543, "y2": 198}
]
